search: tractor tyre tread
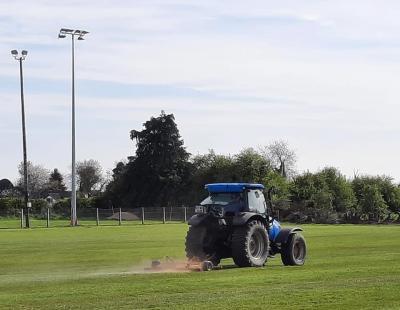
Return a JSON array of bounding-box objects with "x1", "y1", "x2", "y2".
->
[{"x1": 185, "y1": 225, "x2": 220, "y2": 266}]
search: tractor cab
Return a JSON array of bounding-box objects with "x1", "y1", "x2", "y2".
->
[{"x1": 196, "y1": 183, "x2": 268, "y2": 216}]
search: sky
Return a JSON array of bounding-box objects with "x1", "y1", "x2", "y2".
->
[{"x1": 1, "y1": 0, "x2": 400, "y2": 184}]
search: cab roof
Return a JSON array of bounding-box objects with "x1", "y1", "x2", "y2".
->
[{"x1": 205, "y1": 183, "x2": 265, "y2": 193}]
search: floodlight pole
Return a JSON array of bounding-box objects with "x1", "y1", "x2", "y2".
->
[
  {"x1": 19, "y1": 57, "x2": 30, "y2": 228},
  {"x1": 11, "y1": 50, "x2": 30, "y2": 228},
  {"x1": 71, "y1": 33, "x2": 77, "y2": 226},
  {"x1": 58, "y1": 28, "x2": 88, "y2": 226}
]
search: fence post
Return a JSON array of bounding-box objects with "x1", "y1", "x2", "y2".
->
[
  {"x1": 47, "y1": 208, "x2": 50, "y2": 228},
  {"x1": 183, "y1": 207, "x2": 187, "y2": 223},
  {"x1": 162, "y1": 207, "x2": 166, "y2": 224},
  {"x1": 277, "y1": 209, "x2": 280, "y2": 221},
  {"x1": 20, "y1": 209, "x2": 24, "y2": 229},
  {"x1": 96, "y1": 208, "x2": 99, "y2": 226},
  {"x1": 141, "y1": 207, "x2": 145, "y2": 224},
  {"x1": 119, "y1": 208, "x2": 122, "y2": 226}
]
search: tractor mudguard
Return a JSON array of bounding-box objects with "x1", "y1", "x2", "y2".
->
[
  {"x1": 188, "y1": 214, "x2": 208, "y2": 226},
  {"x1": 274, "y1": 227, "x2": 303, "y2": 244},
  {"x1": 232, "y1": 212, "x2": 267, "y2": 226}
]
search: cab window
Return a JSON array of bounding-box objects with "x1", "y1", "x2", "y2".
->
[{"x1": 248, "y1": 190, "x2": 266, "y2": 213}]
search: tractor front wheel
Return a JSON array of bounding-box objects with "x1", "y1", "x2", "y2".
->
[
  {"x1": 231, "y1": 220, "x2": 269, "y2": 267},
  {"x1": 281, "y1": 233, "x2": 307, "y2": 266}
]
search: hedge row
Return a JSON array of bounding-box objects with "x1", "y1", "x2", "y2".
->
[{"x1": 0, "y1": 197, "x2": 107, "y2": 218}]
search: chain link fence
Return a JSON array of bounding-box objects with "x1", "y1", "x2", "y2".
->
[{"x1": 0, "y1": 206, "x2": 196, "y2": 229}]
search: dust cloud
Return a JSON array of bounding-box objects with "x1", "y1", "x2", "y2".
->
[{"x1": 91, "y1": 257, "x2": 197, "y2": 277}]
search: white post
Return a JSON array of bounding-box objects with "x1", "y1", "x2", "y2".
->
[
  {"x1": 163, "y1": 207, "x2": 166, "y2": 224},
  {"x1": 96, "y1": 208, "x2": 99, "y2": 226},
  {"x1": 183, "y1": 207, "x2": 187, "y2": 223},
  {"x1": 141, "y1": 207, "x2": 144, "y2": 225},
  {"x1": 118, "y1": 208, "x2": 122, "y2": 226},
  {"x1": 47, "y1": 208, "x2": 50, "y2": 228},
  {"x1": 20, "y1": 208, "x2": 24, "y2": 228}
]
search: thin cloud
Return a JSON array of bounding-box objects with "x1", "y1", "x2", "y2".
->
[{"x1": 1, "y1": 0, "x2": 400, "y2": 182}]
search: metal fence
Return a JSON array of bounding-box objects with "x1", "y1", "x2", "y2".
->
[{"x1": 0, "y1": 207, "x2": 196, "y2": 229}]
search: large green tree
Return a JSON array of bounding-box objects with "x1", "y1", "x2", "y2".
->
[
  {"x1": 107, "y1": 111, "x2": 191, "y2": 207},
  {"x1": 47, "y1": 168, "x2": 66, "y2": 193}
]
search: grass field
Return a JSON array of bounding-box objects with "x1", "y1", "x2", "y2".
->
[{"x1": 0, "y1": 223, "x2": 399, "y2": 309}]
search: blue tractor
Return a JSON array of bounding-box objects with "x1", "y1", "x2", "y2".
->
[{"x1": 185, "y1": 183, "x2": 306, "y2": 269}]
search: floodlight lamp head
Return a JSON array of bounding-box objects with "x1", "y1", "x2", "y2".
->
[
  {"x1": 21, "y1": 50, "x2": 28, "y2": 56},
  {"x1": 77, "y1": 36, "x2": 84, "y2": 40},
  {"x1": 60, "y1": 28, "x2": 73, "y2": 33},
  {"x1": 58, "y1": 33, "x2": 66, "y2": 38},
  {"x1": 11, "y1": 50, "x2": 18, "y2": 56}
]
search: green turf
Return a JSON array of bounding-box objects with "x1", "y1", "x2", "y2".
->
[{"x1": 0, "y1": 224, "x2": 399, "y2": 309}]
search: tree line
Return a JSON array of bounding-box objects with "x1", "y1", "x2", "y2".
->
[
  {"x1": 0, "y1": 159, "x2": 105, "y2": 199},
  {"x1": 104, "y1": 111, "x2": 400, "y2": 223},
  {"x1": 1, "y1": 111, "x2": 400, "y2": 223}
]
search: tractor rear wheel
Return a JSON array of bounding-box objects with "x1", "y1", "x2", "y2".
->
[
  {"x1": 281, "y1": 233, "x2": 307, "y2": 266},
  {"x1": 231, "y1": 220, "x2": 269, "y2": 267},
  {"x1": 185, "y1": 226, "x2": 220, "y2": 266}
]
